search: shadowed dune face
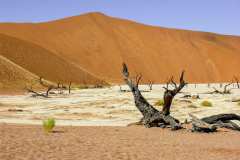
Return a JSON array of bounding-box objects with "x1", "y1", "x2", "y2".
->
[
  {"x1": 0, "y1": 33, "x2": 103, "y2": 91},
  {"x1": 0, "y1": 12, "x2": 240, "y2": 92}
]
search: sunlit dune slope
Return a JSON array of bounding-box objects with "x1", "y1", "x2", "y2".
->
[
  {"x1": 0, "y1": 54, "x2": 39, "y2": 93},
  {"x1": 0, "y1": 12, "x2": 240, "y2": 85}
]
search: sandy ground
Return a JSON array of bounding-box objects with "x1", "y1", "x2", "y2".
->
[
  {"x1": 0, "y1": 84, "x2": 240, "y2": 126},
  {"x1": 0, "y1": 124, "x2": 240, "y2": 160},
  {"x1": 0, "y1": 84, "x2": 240, "y2": 160}
]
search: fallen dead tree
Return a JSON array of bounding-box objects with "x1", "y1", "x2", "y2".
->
[
  {"x1": 190, "y1": 114, "x2": 218, "y2": 132},
  {"x1": 191, "y1": 113, "x2": 240, "y2": 132}
]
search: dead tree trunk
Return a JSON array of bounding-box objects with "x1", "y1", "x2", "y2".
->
[
  {"x1": 190, "y1": 114, "x2": 217, "y2": 132},
  {"x1": 162, "y1": 74, "x2": 187, "y2": 115},
  {"x1": 122, "y1": 63, "x2": 186, "y2": 130},
  {"x1": 191, "y1": 113, "x2": 240, "y2": 132},
  {"x1": 68, "y1": 82, "x2": 72, "y2": 94}
]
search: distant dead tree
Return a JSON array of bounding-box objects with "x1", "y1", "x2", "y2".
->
[
  {"x1": 148, "y1": 80, "x2": 154, "y2": 91},
  {"x1": 233, "y1": 76, "x2": 240, "y2": 88},
  {"x1": 26, "y1": 77, "x2": 68, "y2": 98},
  {"x1": 207, "y1": 83, "x2": 210, "y2": 88},
  {"x1": 205, "y1": 82, "x2": 232, "y2": 95},
  {"x1": 219, "y1": 83, "x2": 222, "y2": 88},
  {"x1": 26, "y1": 84, "x2": 54, "y2": 98}
]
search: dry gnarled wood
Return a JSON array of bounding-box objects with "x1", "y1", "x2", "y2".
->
[
  {"x1": 190, "y1": 113, "x2": 240, "y2": 132},
  {"x1": 122, "y1": 63, "x2": 186, "y2": 130},
  {"x1": 190, "y1": 114, "x2": 217, "y2": 132}
]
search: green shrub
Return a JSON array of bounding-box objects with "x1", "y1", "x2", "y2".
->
[
  {"x1": 43, "y1": 118, "x2": 55, "y2": 132},
  {"x1": 154, "y1": 99, "x2": 164, "y2": 106},
  {"x1": 201, "y1": 100, "x2": 212, "y2": 107},
  {"x1": 237, "y1": 102, "x2": 240, "y2": 106}
]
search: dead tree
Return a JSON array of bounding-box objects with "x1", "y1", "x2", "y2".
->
[
  {"x1": 68, "y1": 82, "x2": 72, "y2": 94},
  {"x1": 26, "y1": 77, "x2": 63, "y2": 97},
  {"x1": 148, "y1": 80, "x2": 154, "y2": 91},
  {"x1": 208, "y1": 83, "x2": 232, "y2": 94},
  {"x1": 233, "y1": 76, "x2": 240, "y2": 88},
  {"x1": 26, "y1": 85, "x2": 53, "y2": 98},
  {"x1": 122, "y1": 63, "x2": 186, "y2": 130}
]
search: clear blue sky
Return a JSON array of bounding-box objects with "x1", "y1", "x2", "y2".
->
[{"x1": 0, "y1": 0, "x2": 239, "y2": 35}]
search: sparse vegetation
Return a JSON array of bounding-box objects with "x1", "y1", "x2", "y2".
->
[
  {"x1": 43, "y1": 118, "x2": 55, "y2": 132},
  {"x1": 187, "y1": 104, "x2": 198, "y2": 108},
  {"x1": 154, "y1": 99, "x2": 164, "y2": 106},
  {"x1": 201, "y1": 100, "x2": 212, "y2": 107},
  {"x1": 237, "y1": 102, "x2": 240, "y2": 106}
]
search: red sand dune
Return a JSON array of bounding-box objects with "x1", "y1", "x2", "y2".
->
[{"x1": 0, "y1": 12, "x2": 240, "y2": 91}]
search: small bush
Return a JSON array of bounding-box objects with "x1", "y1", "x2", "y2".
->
[
  {"x1": 43, "y1": 118, "x2": 55, "y2": 132},
  {"x1": 154, "y1": 99, "x2": 164, "y2": 106},
  {"x1": 187, "y1": 104, "x2": 198, "y2": 108},
  {"x1": 201, "y1": 100, "x2": 212, "y2": 107},
  {"x1": 237, "y1": 102, "x2": 240, "y2": 106}
]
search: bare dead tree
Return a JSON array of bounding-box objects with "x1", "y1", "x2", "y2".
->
[
  {"x1": 148, "y1": 80, "x2": 154, "y2": 91},
  {"x1": 219, "y1": 83, "x2": 222, "y2": 88},
  {"x1": 206, "y1": 82, "x2": 232, "y2": 94},
  {"x1": 233, "y1": 76, "x2": 240, "y2": 88},
  {"x1": 26, "y1": 85, "x2": 54, "y2": 98},
  {"x1": 26, "y1": 77, "x2": 66, "y2": 97},
  {"x1": 122, "y1": 63, "x2": 185, "y2": 130}
]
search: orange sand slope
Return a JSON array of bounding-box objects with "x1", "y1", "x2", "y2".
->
[
  {"x1": 0, "y1": 124, "x2": 240, "y2": 160},
  {"x1": 0, "y1": 12, "x2": 240, "y2": 91}
]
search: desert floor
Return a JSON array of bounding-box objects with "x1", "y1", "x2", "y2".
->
[
  {"x1": 0, "y1": 84, "x2": 240, "y2": 160},
  {"x1": 0, "y1": 84, "x2": 240, "y2": 126},
  {"x1": 0, "y1": 124, "x2": 240, "y2": 160}
]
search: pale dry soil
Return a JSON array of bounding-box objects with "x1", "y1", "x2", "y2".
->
[{"x1": 0, "y1": 84, "x2": 240, "y2": 126}]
